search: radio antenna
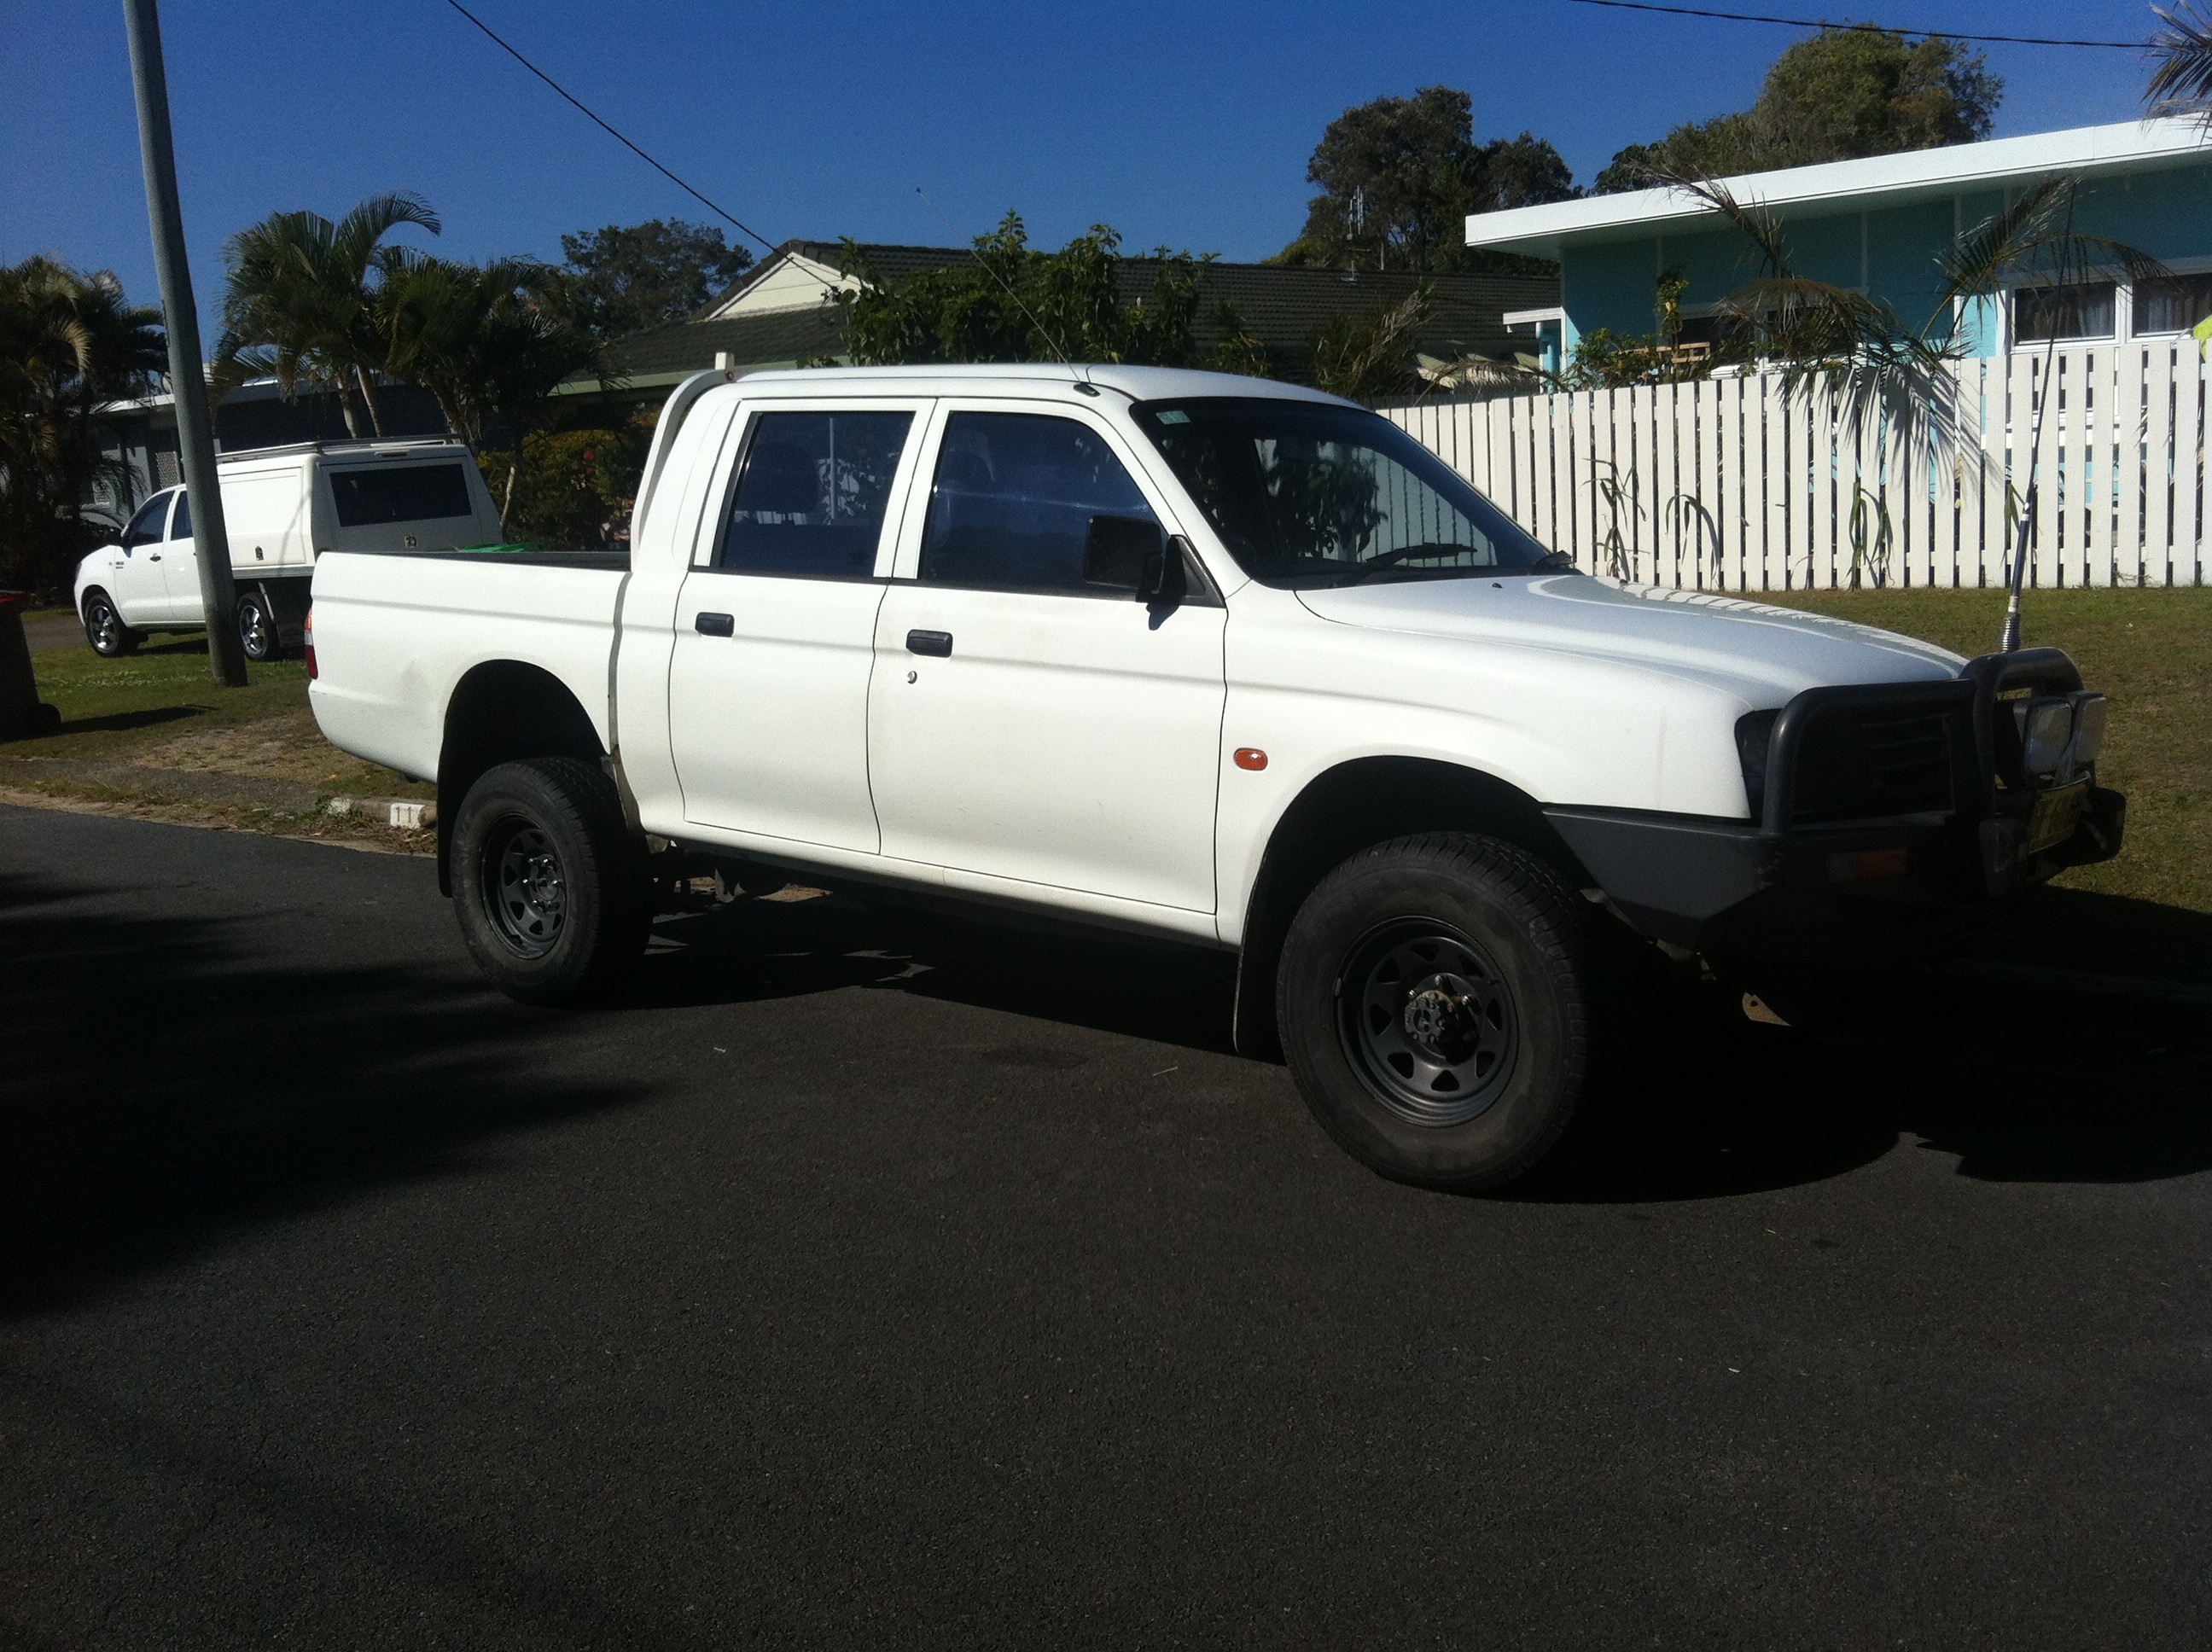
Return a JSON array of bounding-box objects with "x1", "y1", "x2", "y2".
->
[{"x1": 915, "y1": 188, "x2": 1085, "y2": 381}]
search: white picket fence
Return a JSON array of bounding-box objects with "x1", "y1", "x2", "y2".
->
[{"x1": 1378, "y1": 341, "x2": 2211, "y2": 590}]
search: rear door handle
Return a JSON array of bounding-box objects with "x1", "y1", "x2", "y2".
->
[
  {"x1": 905, "y1": 629, "x2": 952, "y2": 657},
  {"x1": 695, "y1": 611, "x2": 734, "y2": 637}
]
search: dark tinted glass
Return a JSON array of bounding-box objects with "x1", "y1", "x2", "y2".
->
[
  {"x1": 121, "y1": 493, "x2": 170, "y2": 549},
  {"x1": 330, "y1": 463, "x2": 474, "y2": 527},
  {"x1": 1132, "y1": 398, "x2": 1556, "y2": 586},
  {"x1": 2133, "y1": 274, "x2": 2212, "y2": 335},
  {"x1": 2014, "y1": 281, "x2": 2116, "y2": 343},
  {"x1": 170, "y1": 489, "x2": 191, "y2": 540},
  {"x1": 720, "y1": 411, "x2": 913, "y2": 577},
  {"x1": 920, "y1": 413, "x2": 1154, "y2": 593}
]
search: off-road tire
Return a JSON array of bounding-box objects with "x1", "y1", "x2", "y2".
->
[
  {"x1": 236, "y1": 587, "x2": 282, "y2": 662},
  {"x1": 451, "y1": 757, "x2": 649, "y2": 1006},
  {"x1": 1277, "y1": 832, "x2": 1599, "y2": 1194},
  {"x1": 81, "y1": 590, "x2": 141, "y2": 658}
]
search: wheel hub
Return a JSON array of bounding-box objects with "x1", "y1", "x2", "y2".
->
[
  {"x1": 484, "y1": 820, "x2": 566, "y2": 957},
  {"x1": 1339, "y1": 924, "x2": 1519, "y2": 1128},
  {"x1": 1403, "y1": 976, "x2": 1482, "y2": 1062}
]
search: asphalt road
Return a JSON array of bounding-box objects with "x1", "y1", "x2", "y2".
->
[{"x1": 3, "y1": 803, "x2": 2207, "y2": 1649}]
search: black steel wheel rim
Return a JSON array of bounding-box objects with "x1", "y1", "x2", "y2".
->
[
  {"x1": 481, "y1": 813, "x2": 566, "y2": 958},
  {"x1": 1337, "y1": 919, "x2": 1519, "y2": 1127}
]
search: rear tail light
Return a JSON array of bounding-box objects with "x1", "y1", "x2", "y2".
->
[{"x1": 304, "y1": 610, "x2": 317, "y2": 680}]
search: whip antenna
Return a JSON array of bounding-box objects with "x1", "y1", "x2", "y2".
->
[{"x1": 915, "y1": 188, "x2": 1084, "y2": 381}]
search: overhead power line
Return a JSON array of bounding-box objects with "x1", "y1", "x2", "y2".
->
[
  {"x1": 439, "y1": 0, "x2": 777, "y2": 253},
  {"x1": 1564, "y1": 0, "x2": 2145, "y2": 49}
]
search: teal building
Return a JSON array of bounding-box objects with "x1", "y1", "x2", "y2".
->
[{"x1": 1466, "y1": 119, "x2": 2212, "y2": 366}]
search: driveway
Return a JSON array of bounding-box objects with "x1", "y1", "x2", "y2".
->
[{"x1": 3, "y1": 803, "x2": 2205, "y2": 1648}]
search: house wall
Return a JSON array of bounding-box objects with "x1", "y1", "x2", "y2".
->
[{"x1": 1556, "y1": 158, "x2": 2212, "y2": 358}]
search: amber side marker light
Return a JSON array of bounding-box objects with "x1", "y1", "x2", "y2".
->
[
  {"x1": 1233, "y1": 748, "x2": 1268, "y2": 771},
  {"x1": 1827, "y1": 846, "x2": 1910, "y2": 882}
]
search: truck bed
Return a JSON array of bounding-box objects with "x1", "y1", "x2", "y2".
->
[{"x1": 306, "y1": 547, "x2": 629, "y2": 786}]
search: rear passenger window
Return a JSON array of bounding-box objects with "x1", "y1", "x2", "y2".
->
[
  {"x1": 920, "y1": 413, "x2": 1155, "y2": 593},
  {"x1": 330, "y1": 464, "x2": 474, "y2": 526},
  {"x1": 169, "y1": 490, "x2": 191, "y2": 539},
  {"x1": 719, "y1": 410, "x2": 914, "y2": 578}
]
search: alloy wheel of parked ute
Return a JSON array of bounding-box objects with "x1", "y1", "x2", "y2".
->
[
  {"x1": 1277, "y1": 832, "x2": 1598, "y2": 1194},
  {"x1": 82, "y1": 592, "x2": 140, "y2": 658},
  {"x1": 236, "y1": 589, "x2": 281, "y2": 662},
  {"x1": 451, "y1": 757, "x2": 650, "y2": 1005}
]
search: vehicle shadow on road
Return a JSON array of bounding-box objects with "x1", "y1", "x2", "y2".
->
[
  {"x1": 637, "y1": 893, "x2": 1243, "y2": 1055},
  {"x1": 637, "y1": 893, "x2": 2212, "y2": 1202},
  {"x1": 1521, "y1": 980, "x2": 2212, "y2": 1202},
  {"x1": 0, "y1": 867, "x2": 650, "y2": 1319}
]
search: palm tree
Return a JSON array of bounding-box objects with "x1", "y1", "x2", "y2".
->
[
  {"x1": 1651, "y1": 168, "x2": 2164, "y2": 632},
  {"x1": 2148, "y1": 3, "x2": 2212, "y2": 122},
  {"x1": 376, "y1": 254, "x2": 611, "y2": 525},
  {"x1": 216, "y1": 191, "x2": 439, "y2": 438},
  {"x1": 0, "y1": 256, "x2": 166, "y2": 592}
]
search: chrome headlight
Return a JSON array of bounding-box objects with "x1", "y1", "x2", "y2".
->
[{"x1": 2017, "y1": 697, "x2": 2075, "y2": 781}]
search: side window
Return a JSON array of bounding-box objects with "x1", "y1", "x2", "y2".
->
[
  {"x1": 170, "y1": 489, "x2": 192, "y2": 540},
  {"x1": 920, "y1": 412, "x2": 1155, "y2": 593},
  {"x1": 719, "y1": 410, "x2": 914, "y2": 578},
  {"x1": 121, "y1": 492, "x2": 170, "y2": 549}
]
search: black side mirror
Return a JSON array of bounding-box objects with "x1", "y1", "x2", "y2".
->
[{"x1": 1084, "y1": 514, "x2": 1187, "y2": 609}]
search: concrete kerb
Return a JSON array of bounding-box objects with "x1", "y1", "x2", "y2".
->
[{"x1": 0, "y1": 756, "x2": 433, "y2": 829}]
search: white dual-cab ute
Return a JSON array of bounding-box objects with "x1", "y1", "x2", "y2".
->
[
  {"x1": 75, "y1": 439, "x2": 503, "y2": 662},
  {"x1": 306, "y1": 365, "x2": 2125, "y2": 1193}
]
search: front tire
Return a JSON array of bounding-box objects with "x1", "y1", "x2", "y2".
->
[
  {"x1": 451, "y1": 757, "x2": 649, "y2": 1006},
  {"x1": 236, "y1": 587, "x2": 282, "y2": 661},
  {"x1": 82, "y1": 591, "x2": 140, "y2": 657},
  {"x1": 1277, "y1": 833, "x2": 1598, "y2": 1194}
]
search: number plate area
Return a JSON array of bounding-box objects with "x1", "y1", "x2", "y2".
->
[{"x1": 2027, "y1": 780, "x2": 2088, "y2": 854}]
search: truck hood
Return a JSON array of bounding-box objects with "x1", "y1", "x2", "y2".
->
[{"x1": 1294, "y1": 573, "x2": 1963, "y2": 705}]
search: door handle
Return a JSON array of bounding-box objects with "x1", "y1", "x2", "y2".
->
[
  {"x1": 695, "y1": 611, "x2": 735, "y2": 637},
  {"x1": 148, "y1": 553, "x2": 161, "y2": 561},
  {"x1": 905, "y1": 629, "x2": 952, "y2": 657}
]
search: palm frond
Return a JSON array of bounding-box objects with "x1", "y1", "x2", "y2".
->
[{"x1": 2148, "y1": 3, "x2": 2212, "y2": 121}]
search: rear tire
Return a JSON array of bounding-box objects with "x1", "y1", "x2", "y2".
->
[
  {"x1": 451, "y1": 757, "x2": 649, "y2": 1006},
  {"x1": 1277, "y1": 832, "x2": 1599, "y2": 1194},
  {"x1": 82, "y1": 591, "x2": 140, "y2": 657},
  {"x1": 236, "y1": 588, "x2": 282, "y2": 661}
]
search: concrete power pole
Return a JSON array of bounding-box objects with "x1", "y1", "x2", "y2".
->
[{"x1": 122, "y1": 0, "x2": 247, "y2": 686}]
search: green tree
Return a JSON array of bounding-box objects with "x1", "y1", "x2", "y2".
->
[
  {"x1": 475, "y1": 423, "x2": 651, "y2": 550},
  {"x1": 1307, "y1": 287, "x2": 1435, "y2": 399},
  {"x1": 1593, "y1": 27, "x2": 2000, "y2": 192},
  {"x1": 555, "y1": 218, "x2": 755, "y2": 340},
  {"x1": 0, "y1": 256, "x2": 166, "y2": 594},
  {"x1": 837, "y1": 213, "x2": 1260, "y2": 372},
  {"x1": 377, "y1": 254, "x2": 611, "y2": 523},
  {"x1": 215, "y1": 191, "x2": 440, "y2": 435},
  {"x1": 1281, "y1": 86, "x2": 1575, "y2": 272},
  {"x1": 2148, "y1": 3, "x2": 2212, "y2": 122}
]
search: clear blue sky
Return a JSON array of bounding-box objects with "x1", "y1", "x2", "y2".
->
[{"x1": 0, "y1": 0, "x2": 2174, "y2": 339}]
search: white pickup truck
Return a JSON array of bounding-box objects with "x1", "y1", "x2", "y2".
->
[{"x1": 307, "y1": 364, "x2": 2124, "y2": 1192}]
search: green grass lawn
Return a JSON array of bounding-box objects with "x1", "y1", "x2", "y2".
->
[
  {"x1": 13, "y1": 633, "x2": 431, "y2": 798},
  {"x1": 1756, "y1": 586, "x2": 2211, "y2": 915}
]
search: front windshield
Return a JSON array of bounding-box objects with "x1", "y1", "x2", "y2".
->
[{"x1": 1132, "y1": 397, "x2": 1568, "y2": 587}]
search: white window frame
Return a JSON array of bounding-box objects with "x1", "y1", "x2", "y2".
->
[{"x1": 2003, "y1": 256, "x2": 2212, "y2": 352}]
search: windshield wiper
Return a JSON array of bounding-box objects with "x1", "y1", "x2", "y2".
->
[{"x1": 1337, "y1": 544, "x2": 1483, "y2": 585}]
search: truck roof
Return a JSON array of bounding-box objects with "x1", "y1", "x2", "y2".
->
[
  {"x1": 212, "y1": 438, "x2": 473, "y2": 466},
  {"x1": 723, "y1": 363, "x2": 1359, "y2": 406}
]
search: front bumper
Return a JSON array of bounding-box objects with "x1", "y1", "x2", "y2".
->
[{"x1": 1542, "y1": 648, "x2": 2126, "y2": 965}]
